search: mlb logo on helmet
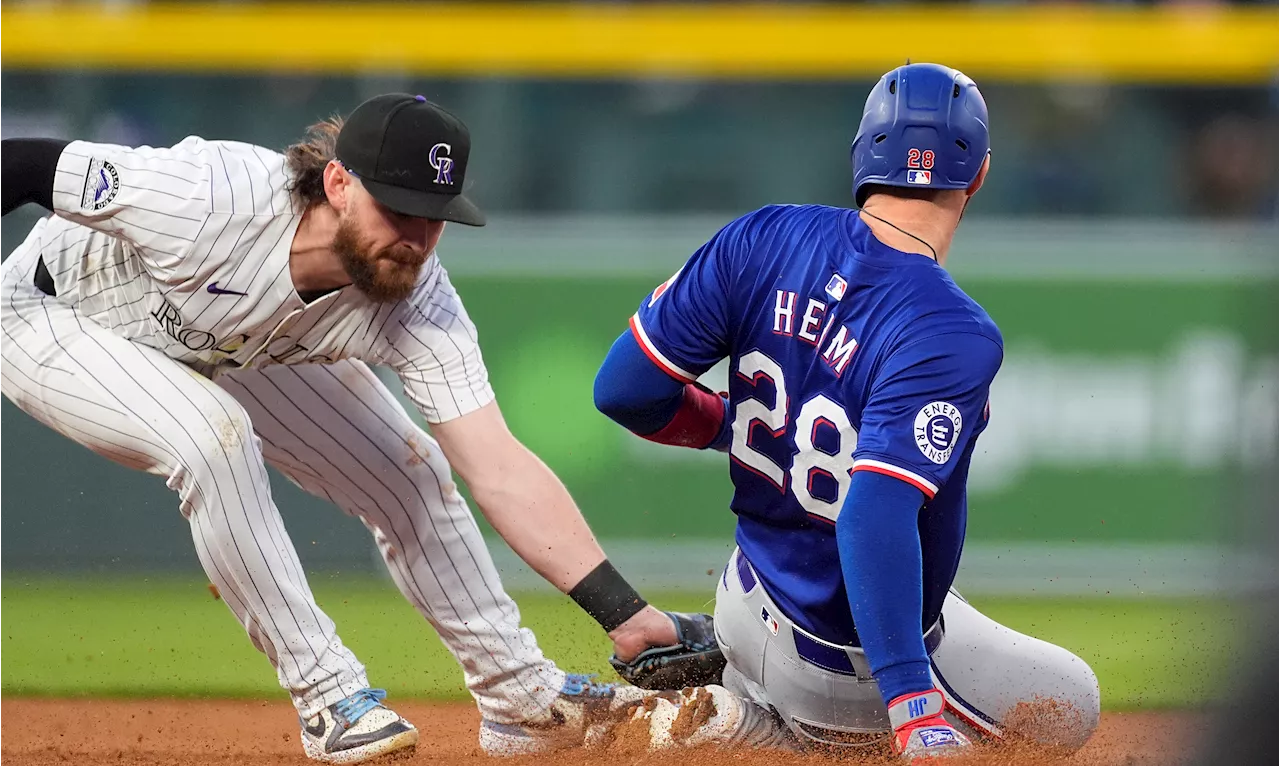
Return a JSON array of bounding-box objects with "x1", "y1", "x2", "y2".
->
[{"x1": 907, "y1": 169, "x2": 932, "y2": 185}]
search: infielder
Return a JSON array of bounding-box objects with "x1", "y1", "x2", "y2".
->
[
  {"x1": 0, "y1": 94, "x2": 714, "y2": 763},
  {"x1": 595, "y1": 64, "x2": 1102, "y2": 760}
]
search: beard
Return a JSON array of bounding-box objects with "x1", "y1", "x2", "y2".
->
[{"x1": 331, "y1": 216, "x2": 426, "y2": 303}]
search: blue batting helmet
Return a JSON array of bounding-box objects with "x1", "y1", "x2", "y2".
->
[{"x1": 851, "y1": 63, "x2": 991, "y2": 207}]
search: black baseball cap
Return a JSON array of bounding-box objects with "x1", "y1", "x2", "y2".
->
[{"x1": 335, "y1": 93, "x2": 485, "y2": 226}]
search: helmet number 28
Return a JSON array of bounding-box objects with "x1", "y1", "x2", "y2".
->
[
  {"x1": 907, "y1": 149, "x2": 935, "y2": 169},
  {"x1": 729, "y1": 351, "x2": 857, "y2": 523}
]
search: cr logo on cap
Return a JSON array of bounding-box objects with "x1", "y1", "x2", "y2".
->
[{"x1": 429, "y1": 143, "x2": 454, "y2": 185}]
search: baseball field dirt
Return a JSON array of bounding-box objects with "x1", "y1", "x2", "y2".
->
[{"x1": 0, "y1": 699, "x2": 1207, "y2": 766}]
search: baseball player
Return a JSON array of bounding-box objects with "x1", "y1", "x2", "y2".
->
[
  {"x1": 595, "y1": 64, "x2": 1102, "y2": 760},
  {"x1": 0, "y1": 93, "x2": 716, "y2": 763}
]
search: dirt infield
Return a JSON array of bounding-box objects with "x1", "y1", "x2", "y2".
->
[{"x1": 1, "y1": 698, "x2": 1207, "y2": 766}]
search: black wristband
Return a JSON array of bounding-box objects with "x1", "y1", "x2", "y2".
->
[{"x1": 567, "y1": 560, "x2": 648, "y2": 632}]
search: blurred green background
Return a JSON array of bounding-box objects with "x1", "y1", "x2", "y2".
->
[
  {"x1": 0, "y1": 578, "x2": 1247, "y2": 711},
  {"x1": 2, "y1": 1, "x2": 1276, "y2": 712}
]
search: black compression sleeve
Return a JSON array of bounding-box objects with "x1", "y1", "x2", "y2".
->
[{"x1": 2, "y1": 138, "x2": 70, "y2": 216}]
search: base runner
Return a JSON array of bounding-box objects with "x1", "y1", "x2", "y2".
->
[
  {"x1": 597, "y1": 64, "x2": 1102, "y2": 761},
  {"x1": 0, "y1": 94, "x2": 713, "y2": 763}
]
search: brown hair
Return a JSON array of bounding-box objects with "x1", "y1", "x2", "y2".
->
[{"x1": 284, "y1": 116, "x2": 344, "y2": 208}]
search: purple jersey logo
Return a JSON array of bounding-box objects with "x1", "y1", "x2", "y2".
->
[{"x1": 207, "y1": 282, "x2": 249, "y2": 297}]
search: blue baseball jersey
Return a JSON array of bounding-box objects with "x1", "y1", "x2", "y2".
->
[{"x1": 631, "y1": 204, "x2": 1003, "y2": 645}]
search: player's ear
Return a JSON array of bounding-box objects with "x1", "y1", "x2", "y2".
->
[
  {"x1": 322, "y1": 160, "x2": 352, "y2": 212},
  {"x1": 966, "y1": 154, "x2": 991, "y2": 197}
]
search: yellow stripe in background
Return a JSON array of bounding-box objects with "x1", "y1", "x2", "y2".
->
[{"x1": 2, "y1": 4, "x2": 1276, "y2": 83}]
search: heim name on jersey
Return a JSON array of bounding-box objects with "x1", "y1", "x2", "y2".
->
[{"x1": 770, "y1": 286, "x2": 860, "y2": 377}]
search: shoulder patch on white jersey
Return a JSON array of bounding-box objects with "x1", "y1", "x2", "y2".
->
[
  {"x1": 80, "y1": 158, "x2": 120, "y2": 211},
  {"x1": 914, "y1": 401, "x2": 962, "y2": 464}
]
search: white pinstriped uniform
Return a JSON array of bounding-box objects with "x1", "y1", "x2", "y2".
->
[{"x1": 0, "y1": 138, "x2": 567, "y2": 721}]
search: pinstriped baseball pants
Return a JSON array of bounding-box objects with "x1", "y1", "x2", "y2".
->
[{"x1": 1, "y1": 257, "x2": 565, "y2": 722}]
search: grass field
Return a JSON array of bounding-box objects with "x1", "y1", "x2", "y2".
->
[{"x1": 0, "y1": 576, "x2": 1242, "y2": 710}]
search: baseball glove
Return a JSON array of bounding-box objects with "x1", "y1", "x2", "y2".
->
[{"x1": 609, "y1": 611, "x2": 726, "y2": 690}]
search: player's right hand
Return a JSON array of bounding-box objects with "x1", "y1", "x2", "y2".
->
[
  {"x1": 887, "y1": 689, "x2": 972, "y2": 761},
  {"x1": 608, "y1": 605, "x2": 679, "y2": 663}
]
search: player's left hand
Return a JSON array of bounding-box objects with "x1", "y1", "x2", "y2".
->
[{"x1": 608, "y1": 610, "x2": 726, "y2": 690}]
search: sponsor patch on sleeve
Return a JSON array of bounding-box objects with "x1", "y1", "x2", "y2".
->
[{"x1": 914, "y1": 401, "x2": 963, "y2": 464}]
